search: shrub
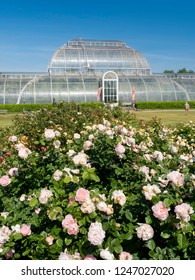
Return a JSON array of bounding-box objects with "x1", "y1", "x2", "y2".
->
[{"x1": 0, "y1": 104, "x2": 195, "y2": 260}]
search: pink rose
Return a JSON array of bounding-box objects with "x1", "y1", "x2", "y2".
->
[
  {"x1": 68, "y1": 197, "x2": 75, "y2": 205},
  {"x1": 0, "y1": 175, "x2": 11, "y2": 187},
  {"x1": 21, "y1": 224, "x2": 31, "y2": 236},
  {"x1": 115, "y1": 143, "x2": 125, "y2": 157},
  {"x1": 8, "y1": 135, "x2": 17, "y2": 142},
  {"x1": 152, "y1": 201, "x2": 170, "y2": 221},
  {"x1": 67, "y1": 223, "x2": 79, "y2": 235},
  {"x1": 167, "y1": 171, "x2": 184, "y2": 187},
  {"x1": 62, "y1": 214, "x2": 79, "y2": 235},
  {"x1": 174, "y1": 203, "x2": 194, "y2": 222},
  {"x1": 5, "y1": 249, "x2": 15, "y2": 259},
  {"x1": 119, "y1": 251, "x2": 133, "y2": 260},
  {"x1": 84, "y1": 254, "x2": 97, "y2": 260},
  {"x1": 75, "y1": 188, "x2": 90, "y2": 203},
  {"x1": 46, "y1": 236, "x2": 54, "y2": 245},
  {"x1": 62, "y1": 214, "x2": 75, "y2": 228}
]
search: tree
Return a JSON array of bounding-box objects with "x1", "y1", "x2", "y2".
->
[
  {"x1": 163, "y1": 70, "x2": 175, "y2": 74},
  {"x1": 177, "y1": 68, "x2": 194, "y2": 73}
]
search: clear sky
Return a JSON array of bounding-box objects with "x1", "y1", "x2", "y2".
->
[{"x1": 1, "y1": 0, "x2": 195, "y2": 73}]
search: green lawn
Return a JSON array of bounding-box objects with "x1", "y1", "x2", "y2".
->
[
  {"x1": 0, "y1": 110, "x2": 195, "y2": 129},
  {"x1": 134, "y1": 109, "x2": 195, "y2": 127},
  {"x1": 0, "y1": 113, "x2": 19, "y2": 128}
]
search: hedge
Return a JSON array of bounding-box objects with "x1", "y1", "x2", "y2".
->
[
  {"x1": 134, "y1": 101, "x2": 195, "y2": 110},
  {"x1": 0, "y1": 101, "x2": 194, "y2": 113},
  {"x1": 0, "y1": 102, "x2": 104, "y2": 113}
]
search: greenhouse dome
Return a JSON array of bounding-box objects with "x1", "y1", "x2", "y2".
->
[{"x1": 1, "y1": 39, "x2": 195, "y2": 104}]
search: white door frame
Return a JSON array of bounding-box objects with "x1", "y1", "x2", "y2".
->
[{"x1": 102, "y1": 71, "x2": 118, "y2": 103}]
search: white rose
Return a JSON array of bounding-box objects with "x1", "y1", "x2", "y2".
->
[
  {"x1": 39, "y1": 188, "x2": 53, "y2": 204},
  {"x1": 53, "y1": 170, "x2": 63, "y2": 181},
  {"x1": 111, "y1": 190, "x2": 126, "y2": 206},
  {"x1": 88, "y1": 222, "x2": 105, "y2": 246},
  {"x1": 72, "y1": 152, "x2": 88, "y2": 166},
  {"x1": 136, "y1": 224, "x2": 154, "y2": 241},
  {"x1": 53, "y1": 140, "x2": 61, "y2": 148},
  {"x1": 18, "y1": 147, "x2": 31, "y2": 159},
  {"x1": 81, "y1": 198, "x2": 96, "y2": 214},
  {"x1": 45, "y1": 129, "x2": 56, "y2": 141},
  {"x1": 96, "y1": 201, "x2": 108, "y2": 212},
  {"x1": 115, "y1": 143, "x2": 125, "y2": 158},
  {"x1": 100, "y1": 248, "x2": 114, "y2": 260}
]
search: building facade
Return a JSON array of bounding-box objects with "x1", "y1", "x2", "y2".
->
[{"x1": 1, "y1": 39, "x2": 195, "y2": 104}]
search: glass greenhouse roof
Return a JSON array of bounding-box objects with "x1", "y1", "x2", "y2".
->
[
  {"x1": 67, "y1": 39, "x2": 126, "y2": 47},
  {"x1": 48, "y1": 39, "x2": 151, "y2": 76}
]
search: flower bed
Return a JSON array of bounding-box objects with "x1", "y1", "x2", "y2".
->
[{"x1": 0, "y1": 104, "x2": 195, "y2": 260}]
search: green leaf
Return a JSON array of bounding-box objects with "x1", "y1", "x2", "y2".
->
[
  {"x1": 190, "y1": 214, "x2": 195, "y2": 221},
  {"x1": 55, "y1": 206, "x2": 63, "y2": 213},
  {"x1": 56, "y1": 238, "x2": 63, "y2": 248},
  {"x1": 160, "y1": 231, "x2": 171, "y2": 239},
  {"x1": 102, "y1": 222, "x2": 109, "y2": 231},
  {"x1": 65, "y1": 238, "x2": 72, "y2": 246},
  {"x1": 63, "y1": 176, "x2": 71, "y2": 184},
  {"x1": 163, "y1": 198, "x2": 172, "y2": 208},
  {"x1": 121, "y1": 232, "x2": 133, "y2": 241},
  {"x1": 111, "y1": 238, "x2": 120, "y2": 247},
  {"x1": 89, "y1": 173, "x2": 100, "y2": 182},
  {"x1": 177, "y1": 233, "x2": 188, "y2": 249},
  {"x1": 110, "y1": 179, "x2": 117, "y2": 188},
  {"x1": 29, "y1": 197, "x2": 38, "y2": 207},
  {"x1": 146, "y1": 239, "x2": 156, "y2": 250},
  {"x1": 151, "y1": 196, "x2": 160, "y2": 204},
  {"x1": 182, "y1": 223, "x2": 194, "y2": 233},
  {"x1": 145, "y1": 215, "x2": 152, "y2": 224},
  {"x1": 14, "y1": 233, "x2": 23, "y2": 241},
  {"x1": 14, "y1": 253, "x2": 21, "y2": 259},
  {"x1": 82, "y1": 171, "x2": 89, "y2": 180},
  {"x1": 72, "y1": 175, "x2": 79, "y2": 184},
  {"x1": 79, "y1": 227, "x2": 87, "y2": 234},
  {"x1": 50, "y1": 211, "x2": 57, "y2": 220},
  {"x1": 125, "y1": 210, "x2": 133, "y2": 221},
  {"x1": 114, "y1": 244, "x2": 123, "y2": 254},
  {"x1": 89, "y1": 212, "x2": 97, "y2": 219}
]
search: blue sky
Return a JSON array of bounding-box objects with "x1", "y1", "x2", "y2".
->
[{"x1": 0, "y1": 0, "x2": 195, "y2": 73}]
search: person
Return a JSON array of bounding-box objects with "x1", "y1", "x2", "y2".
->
[
  {"x1": 52, "y1": 98, "x2": 56, "y2": 105},
  {"x1": 184, "y1": 102, "x2": 190, "y2": 114},
  {"x1": 131, "y1": 101, "x2": 137, "y2": 111}
]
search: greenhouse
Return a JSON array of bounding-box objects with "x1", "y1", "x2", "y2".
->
[{"x1": 1, "y1": 39, "x2": 195, "y2": 104}]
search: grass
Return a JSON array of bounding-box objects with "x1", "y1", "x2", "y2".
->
[
  {"x1": 0, "y1": 113, "x2": 17, "y2": 128},
  {"x1": 134, "y1": 109, "x2": 195, "y2": 127},
  {"x1": 0, "y1": 110, "x2": 195, "y2": 129}
]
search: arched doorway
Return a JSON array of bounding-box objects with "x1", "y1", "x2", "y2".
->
[{"x1": 102, "y1": 71, "x2": 118, "y2": 103}]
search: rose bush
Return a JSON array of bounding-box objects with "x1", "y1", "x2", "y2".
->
[{"x1": 0, "y1": 103, "x2": 195, "y2": 260}]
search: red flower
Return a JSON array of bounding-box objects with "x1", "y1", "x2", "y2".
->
[{"x1": 0, "y1": 156, "x2": 4, "y2": 162}]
